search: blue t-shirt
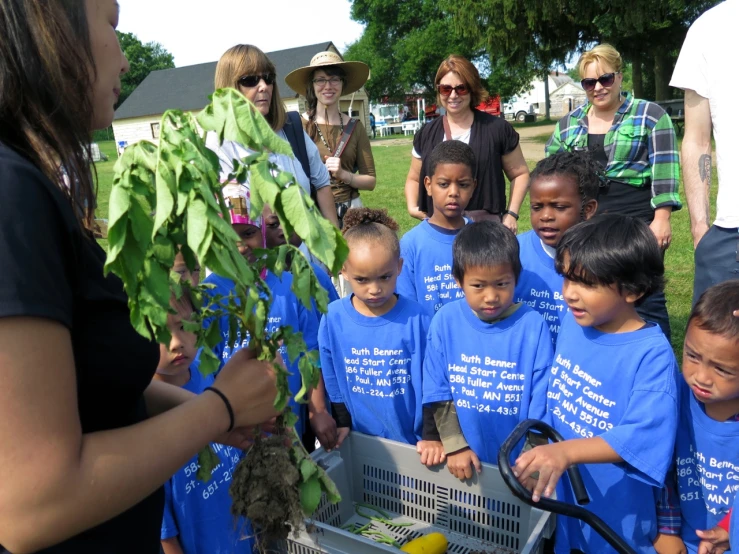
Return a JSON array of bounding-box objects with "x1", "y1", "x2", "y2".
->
[
  {"x1": 318, "y1": 295, "x2": 430, "y2": 444},
  {"x1": 545, "y1": 312, "x2": 679, "y2": 554},
  {"x1": 422, "y1": 300, "x2": 553, "y2": 463},
  {"x1": 731, "y1": 492, "x2": 739, "y2": 554},
  {"x1": 397, "y1": 220, "x2": 465, "y2": 318},
  {"x1": 514, "y1": 230, "x2": 566, "y2": 342},
  {"x1": 161, "y1": 362, "x2": 254, "y2": 553},
  {"x1": 671, "y1": 379, "x2": 739, "y2": 553},
  {"x1": 204, "y1": 271, "x2": 320, "y2": 438}
]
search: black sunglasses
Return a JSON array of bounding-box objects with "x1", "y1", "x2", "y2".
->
[
  {"x1": 237, "y1": 73, "x2": 276, "y2": 88},
  {"x1": 437, "y1": 83, "x2": 470, "y2": 97},
  {"x1": 580, "y1": 72, "x2": 619, "y2": 92}
]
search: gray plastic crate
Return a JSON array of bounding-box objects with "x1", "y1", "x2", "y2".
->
[{"x1": 282, "y1": 433, "x2": 554, "y2": 554}]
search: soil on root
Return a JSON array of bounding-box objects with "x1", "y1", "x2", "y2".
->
[{"x1": 230, "y1": 434, "x2": 304, "y2": 544}]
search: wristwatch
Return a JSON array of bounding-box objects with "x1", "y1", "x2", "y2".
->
[{"x1": 504, "y1": 210, "x2": 520, "y2": 220}]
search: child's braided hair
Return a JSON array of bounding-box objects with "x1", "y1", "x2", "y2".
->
[{"x1": 342, "y1": 208, "x2": 400, "y2": 259}]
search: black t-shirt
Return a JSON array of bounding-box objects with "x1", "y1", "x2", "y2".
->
[
  {"x1": 413, "y1": 110, "x2": 520, "y2": 215},
  {"x1": 0, "y1": 143, "x2": 163, "y2": 552}
]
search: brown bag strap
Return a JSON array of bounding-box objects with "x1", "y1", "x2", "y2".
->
[
  {"x1": 333, "y1": 118, "x2": 358, "y2": 158},
  {"x1": 442, "y1": 115, "x2": 452, "y2": 141}
]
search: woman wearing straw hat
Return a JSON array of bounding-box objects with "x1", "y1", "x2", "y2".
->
[{"x1": 285, "y1": 51, "x2": 376, "y2": 228}]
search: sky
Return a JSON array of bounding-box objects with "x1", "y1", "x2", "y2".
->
[{"x1": 117, "y1": 0, "x2": 366, "y2": 67}]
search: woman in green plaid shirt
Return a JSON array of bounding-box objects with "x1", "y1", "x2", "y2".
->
[{"x1": 545, "y1": 44, "x2": 681, "y2": 340}]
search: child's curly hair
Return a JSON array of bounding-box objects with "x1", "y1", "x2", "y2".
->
[
  {"x1": 342, "y1": 208, "x2": 400, "y2": 259},
  {"x1": 530, "y1": 151, "x2": 604, "y2": 208}
]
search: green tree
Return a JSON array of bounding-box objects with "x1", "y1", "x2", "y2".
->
[
  {"x1": 445, "y1": 0, "x2": 720, "y2": 101},
  {"x1": 344, "y1": 0, "x2": 536, "y2": 104},
  {"x1": 117, "y1": 31, "x2": 175, "y2": 106}
]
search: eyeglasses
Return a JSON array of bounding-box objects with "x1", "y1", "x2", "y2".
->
[
  {"x1": 313, "y1": 77, "x2": 343, "y2": 88},
  {"x1": 580, "y1": 72, "x2": 619, "y2": 92},
  {"x1": 437, "y1": 84, "x2": 470, "y2": 97},
  {"x1": 237, "y1": 73, "x2": 276, "y2": 88}
]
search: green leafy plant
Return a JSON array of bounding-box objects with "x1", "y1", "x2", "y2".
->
[{"x1": 104, "y1": 88, "x2": 346, "y2": 542}]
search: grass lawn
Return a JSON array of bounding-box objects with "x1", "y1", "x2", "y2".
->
[{"x1": 92, "y1": 139, "x2": 717, "y2": 360}]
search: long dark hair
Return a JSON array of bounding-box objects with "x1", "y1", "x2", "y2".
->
[
  {"x1": 305, "y1": 65, "x2": 346, "y2": 142},
  {"x1": 0, "y1": 0, "x2": 97, "y2": 230}
]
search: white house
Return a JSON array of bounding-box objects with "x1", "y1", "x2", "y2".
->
[
  {"x1": 549, "y1": 81, "x2": 588, "y2": 118},
  {"x1": 113, "y1": 41, "x2": 370, "y2": 152}
]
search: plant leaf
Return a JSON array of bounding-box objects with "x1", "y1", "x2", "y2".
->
[
  {"x1": 196, "y1": 445, "x2": 219, "y2": 482},
  {"x1": 299, "y1": 475, "x2": 322, "y2": 516},
  {"x1": 300, "y1": 458, "x2": 318, "y2": 482}
]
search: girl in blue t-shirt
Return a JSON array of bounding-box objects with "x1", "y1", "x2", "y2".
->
[
  {"x1": 515, "y1": 151, "x2": 601, "y2": 343},
  {"x1": 514, "y1": 214, "x2": 679, "y2": 554},
  {"x1": 318, "y1": 208, "x2": 444, "y2": 467}
]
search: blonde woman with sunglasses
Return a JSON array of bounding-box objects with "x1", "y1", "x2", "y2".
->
[
  {"x1": 545, "y1": 43, "x2": 680, "y2": 341},
  {"x1": 404, "y1": 55, "x2": 530, "y2": 231}
]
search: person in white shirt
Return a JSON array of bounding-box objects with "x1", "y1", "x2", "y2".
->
[{"x1": 670, "y1": 0, "x2": 739, "y2": 305}]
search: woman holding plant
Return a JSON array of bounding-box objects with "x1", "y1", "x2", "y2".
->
[{"x1": 0, "y1": 1, "x2": 280, "y2": 552}]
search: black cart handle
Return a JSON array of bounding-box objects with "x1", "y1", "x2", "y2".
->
[{"x1": 498, "y1": 419, "x2": 637, "y2": 554}]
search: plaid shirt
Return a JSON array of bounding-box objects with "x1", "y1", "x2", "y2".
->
[
  {"x1": 656, "y1": 412, "x2": 739, "y2": 535},
  {"x1": 545, "y1": 94, "x2": 682, "y2": 211}
]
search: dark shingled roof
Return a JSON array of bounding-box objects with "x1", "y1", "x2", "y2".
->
[{"x1": 115, "y1": 41, "x2": 335, "y2": 120}]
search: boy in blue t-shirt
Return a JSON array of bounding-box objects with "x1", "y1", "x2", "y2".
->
[
  {"x1": 155, "y1": 294, "x2": 254, "y2": 554},
  {"x1": 515, "y1": 152, "x2": 600, "y2": 343},
  {"x1": 205, "y1": 182, "x2": 336, "y2": 450},
  {"x1": 653, "y1": 281, "x2": 739, "y2": 554},
  {"x1": 422, "y1": 221, "x2": 553, "y2": 480},
  {"x1": 397, "y1": 140, "x2": 476, "y2": 318},
  {"x1": 513, "y1": 214, "x2": 679, "y2": 554}
]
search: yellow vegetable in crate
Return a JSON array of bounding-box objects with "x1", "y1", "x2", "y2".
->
[{"x1": 400, "y1": 532, "x2": 448, "y2": 554}]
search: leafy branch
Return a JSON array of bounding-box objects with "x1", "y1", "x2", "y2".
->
[{"x1": 104, "y1": 88, "x2": 347, "y2": 503}]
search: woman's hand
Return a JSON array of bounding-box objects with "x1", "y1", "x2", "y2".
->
[
  {"x1": 502, "y1": 213, "x2": 518, "y2": 234},
  {"x1": 651, "y1": 207, "x2": 673, "y2": 250},
  {"x1": 212, "y1": 347, "x2": 280, "y2": 430},
  {"x1": 324, "y1": 156, "x2": 346, "y2": 180}
]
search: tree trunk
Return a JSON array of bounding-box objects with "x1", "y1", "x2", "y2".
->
[
  {"x1": 653, "y1": 50, "x2": 669, "y2": 101},
  {"x1": 543, "y1": 72, "x2": 551, "y2": 120},
  {"x1": 632, "y1": 51, "x2": 643, "y2": 99}
]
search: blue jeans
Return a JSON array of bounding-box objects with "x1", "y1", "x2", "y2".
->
[
  {"x1": 692, "y1": 224, "x2": 739, "y2": 306},
  {"x1": 636, "y1": 290, "x2": 671, "y2": 342}
]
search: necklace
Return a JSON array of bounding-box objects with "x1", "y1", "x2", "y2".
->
[{"x1": 314, "y1": 108, "x2": 344, "y2": 155}]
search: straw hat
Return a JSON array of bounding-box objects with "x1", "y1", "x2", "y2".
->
[{"x1": 284, "y1": 51, "x2": 370, "y2": 97}]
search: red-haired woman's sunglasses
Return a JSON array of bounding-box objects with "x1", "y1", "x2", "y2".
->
[
  {"x1": 437, "y1": 84, "x2": 470, "y2": 97},
  {"x1": 580, "y1": 72, "x2": 619, "y2": 92}
]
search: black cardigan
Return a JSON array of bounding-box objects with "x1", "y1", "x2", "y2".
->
[{"x1": 414, "y1": 110, "x2": 520, "y2": 215}]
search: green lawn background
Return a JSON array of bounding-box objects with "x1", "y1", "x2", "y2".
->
[{"x1": 93, "y1": 137, "x2": 717, "y2": 360}]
